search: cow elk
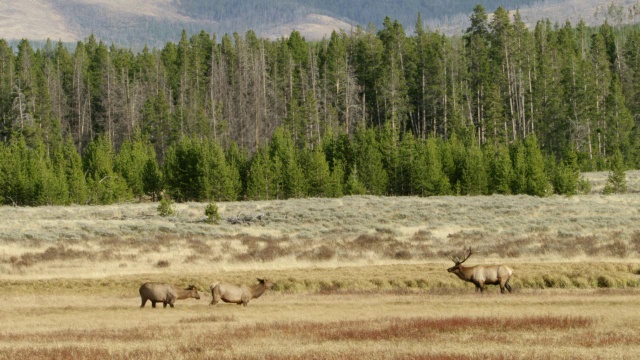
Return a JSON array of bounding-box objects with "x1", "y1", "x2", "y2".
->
[
  {"x1": 139, "y1": 283, "x2": 201, "y2": 308},
  {"x1": 210, "y1": 278, "x2": 274, "y2": 307},
  {"x1": 447, "y1": 247, "x2": 513, "y2": 294}
]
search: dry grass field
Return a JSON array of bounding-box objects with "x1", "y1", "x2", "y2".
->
[{"x1": 1, "y1": 171, "x2": 640, "y2": 359}]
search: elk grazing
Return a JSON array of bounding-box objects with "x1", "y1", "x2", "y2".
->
[
  {"x1": 139, "y1": 283, "x2": 201, "y2": 308},
  {"x1": 210, "y1": 278, "x2": 274, "y2": 307},
  {"x1": 447, "y1": 247, "x2": 513, "y2": 293}
]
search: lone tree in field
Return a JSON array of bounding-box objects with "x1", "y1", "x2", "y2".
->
[{"x1": 604, "y1": 148, "x2": 627, "y2": 194}]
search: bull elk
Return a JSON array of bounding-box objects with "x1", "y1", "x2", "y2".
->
[{"x1": 447, "y1": 247, "x2": 513, "y2": 293}]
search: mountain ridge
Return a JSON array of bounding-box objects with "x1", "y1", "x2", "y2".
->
[{"x1": 1, "y1": 0, "x2": 639, "y2": 48}]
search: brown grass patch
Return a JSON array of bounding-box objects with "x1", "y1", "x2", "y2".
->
[
  {"x1": 179, "y1": 314, "x2": 237, "y2": 323},
  {"x1": 0, "y1": 326, "x2": 169, "y2": 342},
  {"x1": 223, "y1": 316, "x2": 593, "y2": 342}
]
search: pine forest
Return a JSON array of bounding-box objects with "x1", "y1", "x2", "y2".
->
[{"x1": 1, "y1": 5, "x2": 639, "y2": 206}]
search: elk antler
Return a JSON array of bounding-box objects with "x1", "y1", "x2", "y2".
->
[{"x1": 459, "y1": 247, "x2": 474, "y2": 264}]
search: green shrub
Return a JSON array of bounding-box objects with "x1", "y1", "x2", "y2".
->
[
  {"x1": 157, "y1": 198, "x2": 175, "y2": 217},
  {"x1": 205, "y1": 202, "x2": 221, "y2": 224}
]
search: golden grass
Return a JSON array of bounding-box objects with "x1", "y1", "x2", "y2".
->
[{"x1": 2, "y1": 290, "x2": 640, "y2": 359}]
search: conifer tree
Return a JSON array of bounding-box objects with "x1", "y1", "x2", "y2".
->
[
  {"x1": 603, "y1": 148, "x2": 627, "y2": 194},
  {"x1": 489, "y1": 145, "x2": 513, "y2": 194},
  {"x1": 163, "y1": 136, "x2": 204, "y2": 202},
  {"x1": 63, "y1": 136, "x2": 88, "y2": 205},
  {"x1": 345, "y1": 164, "x2": 367, "y2": 195},
  {"x1": 269, "y1": 127, "x2": 306, "y2": 199},
  {"x1": 142, "y1": 157, "x2": 162, "y2": 201},
  {"x1": 460, "y1": 140, "x2": 488, "y2": 195},
  {"x1": 420, "y1": 137, "x2": 450, "y2": 196},
  {"x1": 510, "y1": 140, "x2": 527, "y2": 194},
  {"x1": 397, "y1": 133, "x2": 418, "y2": 195},
  {"x1": 351, "y1": 127, "x2": 388, "y2": 195},
  {"x1": 201, "y1": 138, "x2": 236, "y2": 201},
  {"x1": 83, "y1": 135, "x2": 131, "y2": 204},
  {"x1": 115, "y1": 134, "x2": 156, "y2": 200},
  {"x1": 304, "y1": 146, "x2": 331, "y2": 197},
  {"x1": 225, "y1": 142, "x2": 248, "y2": 200},
  {"x1": 326, "y1": 158, "x2": 345, "y2": 198},
  {"x1": 246, "y1": 146, "x2": 272, "y2": 200},
  {"x1": 524, "y1": 135, "x2": 551, "y2": 196}
]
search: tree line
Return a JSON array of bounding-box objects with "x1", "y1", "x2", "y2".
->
[
  {"x1": 0, "y1": 5, "x2": 637, "y2": 205},
  {"x1": 0, "y1": 125, "x2": 590, "y2": 206}
]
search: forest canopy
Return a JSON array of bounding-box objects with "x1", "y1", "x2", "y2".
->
[{"x1": 0, "y1": 5, "x2": 637, "y2": 205}]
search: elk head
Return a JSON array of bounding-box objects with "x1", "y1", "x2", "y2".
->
[
  {"x1": 447, "y1": 247, "x2": 474, "y2": 273},
  {"x1": 186, "y1": 285, "x2": 201, "y2": 299}
]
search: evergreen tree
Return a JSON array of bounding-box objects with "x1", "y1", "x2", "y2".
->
[
  {"x1": 201, "y1": 138, "x2": 236, "y2": 201},
  {"x1": 397, "y1": 133, "x2": 418, "y2": 195},
  {"x1": 142, "y1": 157, "x2": 162, "y2": 201},
  {"x1": 83, "y1": 135, "x2": 131, "y2": 204},
  {"x1": 225, "y1": 142, "x2": 248, "y2": 200},
  {"x1": 304, "y1": 146, "x2": 332, "y2": 197},
  {"x1": 351, "y1": 127, "x2": 388, "y2": 195},
  {"x1": 326, "y1": 158, "x2": 345, "y2": 198},
  {"x1": 345, "y1": 164, "x2": 367, "y2": 195},
  {"x1": 460, "y1": 140, "x2": 488, "y2": 195},
  {"x1": 510, "y1": 140, "x2": 527, "y2": 194},
  {"x1": 269, "y1": 127, "x2": 306, "y2": 199},
  {"x1": 246, "y1": 146, "x2": 272, "y2": 200},
  {"x1": 115, "y1": 134, "x2": 156, "y2": 200},
  {"x1": 487, "y1": 145, "x2": 511, "y2": 194},
  {"x1": 419, "y1": 137, "x2": 450, "y2": 196},
  {"x1": 552, "y1": 147, "x2": 584, "y2": 195},
  {"x1": 603, "y1": 148, "x2": 627, "y2": 194},
  {"x1": 524, "y1": 135, "x2": 551, "y2": 196},
  {"x1": 163, "y1": 137, "x2": 207, "y2": 202},
  {"x1": 63, "y1": 136, "x2": 88, "y2": 205}
]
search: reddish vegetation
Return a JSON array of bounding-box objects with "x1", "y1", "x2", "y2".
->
[{"x1": 225, "y1": 315, "x2": 593, "y2": 342}]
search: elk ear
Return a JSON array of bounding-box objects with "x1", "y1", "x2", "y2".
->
[{"x1": 257, "y1": 278, "x2": 264, "y2": 283}]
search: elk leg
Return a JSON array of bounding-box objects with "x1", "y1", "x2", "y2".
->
[
  {"x1": 151, "y1": 301, "x2": 157, "y2": 308},
  {"x1": 140, "y1": 298, "x2": 147, "y2": 308},
  {"x1": 505, "y1": 283, "x2": 512, "y2": 293},
  {"x1": 163, "y1": 301, "x2": 168, "y2": 308}
]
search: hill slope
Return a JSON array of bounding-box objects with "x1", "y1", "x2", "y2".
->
[{"x1": 2, "y1": 0, "x2": 640, "y2": 48}]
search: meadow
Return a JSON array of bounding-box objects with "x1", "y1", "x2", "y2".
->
[{"x1": 1, "y1": 171, "x2": 640, "y2": 359}]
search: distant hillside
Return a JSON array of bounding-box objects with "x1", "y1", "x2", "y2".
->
[{"x1": 1, "y1": 0, "x2": 640, "y2": 48}]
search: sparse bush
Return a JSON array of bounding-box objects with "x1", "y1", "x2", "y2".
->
[
  {"x1": 543, "y1": 274, "x2": 573, "y2": 288},
  {"x1": 597, "y1": 275, "x2": 615, "y2": 288},
  {"x1": 157, "y1": 198, "x2": 175, "y2": 217},
  {"x1": 204, "y1": 202, "x2": 221, "y2": 224},
  {"x1": 297, "y1": 245, "x2": 336, "y2": 261},
  {"x1": 604, "y1": 240, "x2": 628, "y2": 258},
  {"x1": 631, "y1": 231, "x2": 640, "y2": 254},
  {"x1": 394, "y1": 250, "x2": 413, "y2": 260},
  {"x1": 156, "y1": 260, "x2": 170, "y2": 268}
]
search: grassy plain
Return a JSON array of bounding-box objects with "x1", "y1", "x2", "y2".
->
[{"x1": 1, "y1": 171, "x2": 640, "y2": 359}]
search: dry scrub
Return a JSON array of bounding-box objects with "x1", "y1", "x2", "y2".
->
[{"x1": 0, "y1": 171, "x2": 639, "y2": 280}]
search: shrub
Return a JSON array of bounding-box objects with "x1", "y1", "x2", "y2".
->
[
  {"x1": 204, "y1": 202, "x2": 221, "y2": 224},
  {"x1": 156, "y1": 260, "x2": 170, "y2": 268},
  {"x1": 157, "y1": 198, "x2": 175, "y2": 217},
  {"x1": 597, "y1": 275, "x2": 615, "y2": 288}
]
